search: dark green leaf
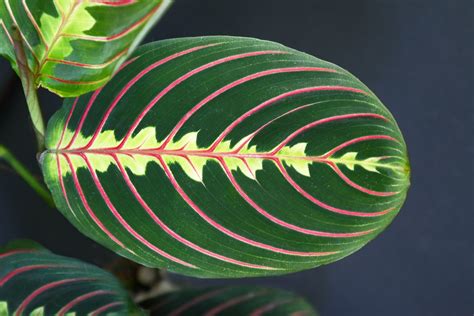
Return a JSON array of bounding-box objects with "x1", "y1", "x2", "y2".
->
[
  {"x1": 0, "y1": 0, "x2": 172, "y2": 97},
  {"x1": 141, "y1": 286, "x2": 318, "y2": 316},
  {"x1": 41, "y1": 36, "x2": 411, "y2": 278},
  {"x1": 0, "y1": 240, "x2": 142, "y2": 315}
]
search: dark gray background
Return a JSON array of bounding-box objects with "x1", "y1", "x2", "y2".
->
[{"x1": 0, "y1": 1, "x2": 472, "y2": 315}]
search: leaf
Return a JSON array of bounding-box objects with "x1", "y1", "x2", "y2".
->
[
  {"x1": 0, "y1": 0, "x2": 172, "y2": 97},
  {"x1": 0, "y1": 240, "x2": 143, "y2": 316},
  {"x1": 41, "y1": 36, "x2": 411, "y2": 278},
  {"x1": 140, "y1": 286, "x2": 318, "y2": 316}
]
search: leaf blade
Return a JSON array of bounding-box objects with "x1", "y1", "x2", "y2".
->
[
  {"x1": 42, "y1": 36, "x2": 410, "y2": 278},
  {"x1": 0, "y1": 0, "x2": 172, "y2": 97},
  {"x1": 0, "y1": 240, "x2": 142, "y2": 315}
]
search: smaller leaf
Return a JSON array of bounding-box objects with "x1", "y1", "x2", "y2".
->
[
  {"x1": 0, "y1": 0, "x2": 173, "y2": 97},
  {"x1": 0, "y1": 240, "x2": 143, "y2": 316},
  {"x1": 141, "y1": 286, "x2": 318, "y2": 316}
]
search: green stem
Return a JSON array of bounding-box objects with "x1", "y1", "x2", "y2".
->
[
  {"x1": 11, "y1": 25, "x2": 45, "y2": 152},
  {"x1": 0, "y1": 144, "x2": 54, "y2": 207}
]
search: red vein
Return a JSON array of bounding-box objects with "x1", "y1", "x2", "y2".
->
[
  {"x1": 89, "y1": 302, "x2": 124, "y2": 316},
  {"x1": 108, "y1": 155, "x2": 279, "y2": 269},
  {"x1": 275, "y1": 160, "x2": 394, "y2": 217},
  {"x1": 160, "y1": 68, "x2": 345, "y2": 150},
  {"x1": 91, "y1": 0, "x2": 137, "y2": 5},
  {"x1": 204, "y1": 291, "x2": 266, "y2": 316},
  {"x1": 321, "y1": 135, "x2": 399, "y2": 158},
  {"x1": 0, "y1": 265, "x2": 62, "y2": 287},
  {"x1": 210, "y1": 103, "x2": 316, "y2": 153},
  {"x1": 271, "y1": 112, "x2": 384, "y2": 155},
  {"x1": 250, "y1": 299, "x2": 294, "y2": 316},
  {"x1": 0, "y1": 20, "x2": 13, "y2": 45},
  {"x1": 57, "y1": 290, "x2": 115, "y2": 316},
  {"x1": 327, "y1": 161, "x2": 399, "y2": 196},
  {"x1": 0, "y1": 249, "x2": 37, "y2": 260},
  {"x1": 115, "y1": 50, "x2": 291, "y2": 150},
  {"x1": 61, "y1": 55, "x2": 139, "y2": 149},
  {"x1": 80, "y1": 43, "x2": 220, "y2": 150},
  {"x1": 155, "y1": 154, "x2": 339, "y2": 254},
  {"x1": 36, "y1": 1, "x2": 81, "y2": 76},
  {"x1": 64, "y1": 88, "x2": 104, "y2": 150},
  {"x1": 168, "y1": 288, "x2": 229, "y2": 316},
  {"x1": 63, "y1": 154, "x2": 126, "y2": 249},
  {"x1": 82, "y1": 154, "x2": 197, "y2": 269},
  {"x1": 15, "y1": 278, "x2": 94, "y2": 316},
  {"x1": 42, "y1": 74, "x2": 110, "y2": 85},
  {"x1": 5, "y1": 0, "x2": 39, "y2": 63},
  {"x1": 21, "y1": 0, "x2": 48, "y2": 49},
  {"x1": 220, "y1": 157, "x2": 374, "y2": 235},
  {"x1": 58, "y1": 98, "x2": 79, "y2": 150},
  {"x1": 45, "y1": 46, "x2": 129, "y2": 69},
  {"x1": 61, "y1": 1, "x2": 163, "y2": 42}
]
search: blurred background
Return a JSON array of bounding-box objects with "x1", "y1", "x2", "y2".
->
[{"x1": 0, "y1": 1, "x2": 472, "y2": 315}]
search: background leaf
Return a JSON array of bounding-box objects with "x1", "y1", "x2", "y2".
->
[
  {"x1": 140, "y1": 286, "x2": 318, "y2": 316},
  {"x1": 41, "y1": 36, "x2": 411, "y2": 278},
  {"x1": 0, "y1": 0, "x2": 172, "y2": 97},
  {"x1": 0, "y1": 240, "x2": 142, "y2": 315}
]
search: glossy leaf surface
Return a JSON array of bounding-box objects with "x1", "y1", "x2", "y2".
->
[
  {"x1": 0, "y1": 240, "x2": 142, "y2": 316},
  {"x1": 0, "y1": 0, "x2": 172, "y2": 97},
  {"x1": 41, "y1": 36, "x2": 411, "y2": 278},
  {"x1": 141, "y1": 286, "x2": 317, "y2": 316}
]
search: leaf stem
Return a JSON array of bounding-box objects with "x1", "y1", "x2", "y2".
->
[
  {"x1": 11, "y1": 25, "x2": 46, "y2": 152},
  {"x1": 0, "y1": 144, "x2": 54, "y2": 207}
]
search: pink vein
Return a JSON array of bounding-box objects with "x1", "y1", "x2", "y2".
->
[
  {"x1": 249, "y1": 300, "x2": 294, "y2": 316},
  {"x1": 168, "y1": 288, "x2": 229, "y2": 316},
  {"x1": 61, "y1": 2, "x2": 164, "y2": 42},
  {"x1": 89, "y1": 302, "x2": 124, "y2": 316},
  {"x1": 219, "y1": 157, "x2": 373, "y2": 236},
  {"x1": 80, "y1": 43, "x2": 220, "y2": 150},
  {"x1": 22, "y1": 0, "x2": 48, "y2": 48},
  {"x1": 156, "y1": 155, "x2": 340, "y2": 254},
  {"x1": 45, "y1": 46, "x2": 129, "y2": 69},
  {"x1": 57, "y1": 98, "x2": 79, "y2": 149},
  {"x1": 5, "y1": 0, "x2": 39, "y2": 63},
  {"x1": 327, "y1": 161, "x2": 399, "y2": 197},
  {"x1": 63, "y1": 56, "x2": 140, "y2": 150},
  {"x1": 0, "y1": 249, "x2": 37, "y2": 260},
  {"x1": 275, "y1": 160, "x2": 394, "y2": 217},
  {"x1": 0, "y1": 21, "x2": 13, "y2": 45},
  {"x1": 115, "y1": 50, "x2": 291, "y2": 150},
  {"x1": 91, "y1": 0, "x2": 137, "y2": 5},
  {"x1": 15, "y1": 278, "x2": 94, "y2": 316},
  {"x1": 160, "y1": 67, "x2": 344, "y2": 150},
  {"x1": 109, "y1": 155, "x2": 278, "y2": 269},
  {"x1": 0, "y1": 265, "x2": 62, "y2": 287},
  {"x1": 63, "y1": 154, "x2": 126, "y2": 248},
  {"x1": 82, "y1": 154, "x2": 197, "y2": 269},
  {"x1": 321, "y1": 135, "x2": 400, "y2": 158},
  {"x1": 57, "y1": 290, "x2": 115, "y2": 316},
  {"x1": 271, "y1": 111, "x2": 383, "y2": 154},
  {"x1": 204, "y1": 291, "x2": 266, "y2": 316}
]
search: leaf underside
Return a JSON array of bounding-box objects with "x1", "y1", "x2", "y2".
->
[
  {"x1": 0, "y1": 240, "x2": 141, "y2": 316},
  {"x1": 41, "y1": 36, "x2": 411, "y2": 278},
  {"x1": 141, "y1": 286, "x2": 318, "y2": 316},
  {"x1": 0, "y1": 0, "x2": 172, "y2": 97}
]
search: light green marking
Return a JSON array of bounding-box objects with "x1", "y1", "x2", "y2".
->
[{"x1": 48, "y1": 127, "x2": 404, "y2": 182}]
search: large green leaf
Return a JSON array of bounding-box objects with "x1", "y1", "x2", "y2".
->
[
  {"x1": 41, "y1": 36, "x2": 411, "y2": 278},
  {"x1": 0, "y1": 240, "x2": 142, "y2": 315},
  {"x1": 140, "y1": 286, "x2": 318, "y2": 316},
  {"x1": 0, "y1": 0, "x2": 172, "y2": 97}
]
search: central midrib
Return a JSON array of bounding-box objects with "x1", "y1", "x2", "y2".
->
[{"x1": 50, "y1": 148, "x2": 403, "y2": 171}]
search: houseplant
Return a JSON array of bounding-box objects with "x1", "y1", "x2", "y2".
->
[{"x1": 0, "y1": 1, "x2": 410, "y2": 314}]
